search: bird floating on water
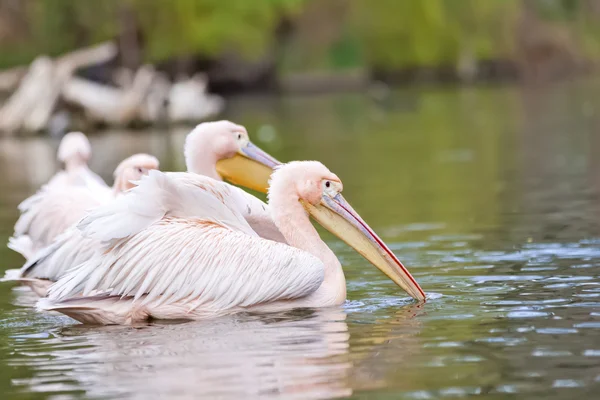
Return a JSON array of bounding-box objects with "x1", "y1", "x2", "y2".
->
[
  {"x1": 4, "y1": 132, "x2": 159, "y2": 295},
  {"x1": 9, "y1": 121, "x2": 281, "y2": 295},
  {"x1": 39, "y1": 161, "x2": 425, "y2": 325},
  {"x1": 8, "y1": 131, "x2": 159, "y2": 259}
]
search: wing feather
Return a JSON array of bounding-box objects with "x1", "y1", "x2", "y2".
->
[
  {"x1": 11, "y1": 185, "x2": 102, "y2": 257},
  {"x1": 228, "y1": 186, "x2": 286, "y2": 243},
  {"x1": 18, "y1": 227, "x2": 98, "y2": 280},
  {"x1": 77, "y1": 170, "x2": 256, "y2": 242},
  {"x1": 16, "y1": 172, "x2": 274, "y2": 282},
  {"x1": 48, "y1": 219, "x2": 324, "y2": 313}
]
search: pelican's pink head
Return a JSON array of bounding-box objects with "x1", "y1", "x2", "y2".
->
[
  {"x1": 268, "y1": 161, "x2": 341, "y2": 206},
  {"x1": 57, "y1": 132, "x2": 92, "y2": 169},
  {"x1": 184, "y1": 120, "x2": 280, "y2": 193},
  {"x1": 113, "y1": 154, "x2": 160, "y2": 193},
  {"x1": 269, "y1": 161, "x2": 426, "y2": 302}
]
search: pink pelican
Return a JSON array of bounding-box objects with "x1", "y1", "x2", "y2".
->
[
  {"x1": 40, "y1": 161, "x2": 426, "y2": 324},
  {"x1": 8, "y1": 131, "x2": 159, "y2": 258},
  {"x1": 14, "y1": 120, "x2": 283, "y2": 296},
  {"x1": 8, "y1": 152, "x2": 159, "y2": 260},
  {"x1": 46, "y1": 131, "x2": 107, "y2": 193},
  {"x1": 4, "y1": 152, "x2": 159, "y2": 296},
  {"x1": 185, "y1": 120, "x2": 277, "y2": 193},
  {"x1": 184, "y1": 120, "x2": 283, "y2": 242}
]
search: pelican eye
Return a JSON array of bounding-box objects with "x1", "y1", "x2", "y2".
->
[
  {"x1": 237, "y1": 133, "x2": 242, "y2": 140},
  {"x1": 325, "y1": 181, "x2": 331, "y2": 188}
]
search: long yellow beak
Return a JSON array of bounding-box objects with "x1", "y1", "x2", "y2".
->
[
  {"x1": 303, "y1": 194, "x2": 426, "y2": 301},
  {"x1": 216, "y1": 142, "x2": 281, "y2": 193}
]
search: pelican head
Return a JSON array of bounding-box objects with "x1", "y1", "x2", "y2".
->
[
  {"x1": 185, "y1": 120, "x2": 280, "y2": 193},
  {"x1": 273, "y1": 161, "x2": 426, "y2": 301},
  {"x1": 113, "y1": 154, "x2": 160, "y2": 193},
  {"x1": 57, "y1": 132, "x2": 92, "y2": 168}
]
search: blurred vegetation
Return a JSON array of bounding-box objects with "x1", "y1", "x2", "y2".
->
[
  {"x1": 0, "y1": 0, "x2": 305, "y2": 67},
  {"x1": 351, "y1": 0, "x2": 519, "y2": 69},
  {"x1": 1, "y1": 0, "x2": 600, "y2": 77}
]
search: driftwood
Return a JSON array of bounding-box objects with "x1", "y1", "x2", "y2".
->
[
  {"x1": 62, "y1": 65, "x2": 155, "y2": 125},
  {"x1": 0, "y1": 57, "x2": 53, "y2": 133},
  {"x1": 0, "y1": 66, "x2": 26, "y2": 92},
  {"x1": 63, "y1": 69, "x2": 222, "y2": 125},
  {"x1": 0, "y1": 41, "x2": 225, "y2": 133},
  {"x1": 0, "y1": 42, "x2": 117, "y2": 134}
]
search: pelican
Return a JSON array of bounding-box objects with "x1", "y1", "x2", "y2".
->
[
  {"x1": 13, "y1": 121, "x2": 283, "y2": 295},
  {"x1": 184, "y1": 120, "x2": 283, "y2": 242},
  {"x1": 46, "y1": 131, "x2": 107, "y2": 193},
  {"x1": 8, "y1": 130, "x2": 159, "y2": 258},
  {"x1": 185, "y1": 120, "x2": 277, "y2": 192},
  {"x1": 3, "y1": 153, "x2": 159, "y2": 296},
  {"x1": 39, "y1": 161, "x2": 426, "y2": 324},
  {"x1": 8, "y1": 153, "x2": 159, "y2": 260}
]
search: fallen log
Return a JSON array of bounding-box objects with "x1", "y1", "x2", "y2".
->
[
  {"x1": 0, "y1": 42, "x2": 117, "y2": 135},
  {"x1": 62, "y1": 65, "x2": 155, "y2": 125},
  {"x1": 0, "y1": 57, "x2": 54, "y2": 133},
  {"x1": 55, "y1": 42, "x2": 117, "y2": 70},
  {"x1": 0, "y1": 66, "x2": 26, "y2": 93}
]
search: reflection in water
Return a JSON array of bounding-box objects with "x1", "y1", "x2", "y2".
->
[
  {"x1": 6, "y1": 305, "x2": 426, "y2": 399},
  {"x1": 2, "y1": 82, "x2": 600, "y2": 398},
  {"x1": 11, "y1": 309, "x2": 352, "y2": 399}
]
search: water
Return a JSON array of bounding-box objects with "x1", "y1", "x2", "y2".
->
[{"x1": 2, "y1": 80, "x2": 600, "y2": 399}]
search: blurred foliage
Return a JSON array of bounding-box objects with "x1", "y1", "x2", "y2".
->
[
  {"x1": 130, "y1": 0, "x2": 305, "y2": 61},
  {"x1": 0, "y1": 0, "x2": 305, "y2": 68},
  {"x1": 351, "y1": 0, "x2": 520, "y2": 69},
  {"x1": 1, "y1": 0, "x2": 600, "y2": 72}
]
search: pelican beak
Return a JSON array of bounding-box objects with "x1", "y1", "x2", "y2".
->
[
  {"x1": 216, "y1": 142, "x2": 281, "y2": 193},
  {"x1": 303, "y1": 194, "x2": 426, "y2": 301}
]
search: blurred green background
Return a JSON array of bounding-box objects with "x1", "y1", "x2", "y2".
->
[{"x1": 2, "y1": 0, "x2": 600, "y2": 88}]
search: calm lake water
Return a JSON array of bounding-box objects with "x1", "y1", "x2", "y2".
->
[{"x1": 2, "y1": 81, "x2": 600, "y2": 399}]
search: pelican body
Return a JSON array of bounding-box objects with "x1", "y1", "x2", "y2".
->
[
  {"x1": 40, "y1": 162, "x2": 425, "y2": 325},
  {"x1": 5, "y1": 131, "x2": 159, "y2": 295},
  {"x1": 9, "y1": 131, "x2": 159, "y2": 259},
  {"x1": 14, "y1": 121, "x2": 282, "y2": 295}
]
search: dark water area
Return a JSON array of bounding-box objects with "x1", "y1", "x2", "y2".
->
[{"x1": 1, "y1": 80, "x2": 600, "y2": 399}]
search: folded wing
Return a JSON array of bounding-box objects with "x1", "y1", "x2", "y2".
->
[
  {"x1": 77, "y1": 170, "x2": 257, "y2": 242},
  {"x1": 11, "y1": 185, "x2": 103, "y2": 257},
  {"x1": 49, "y1": 218, "x2": 324, "y2": 314},
  {"x1": 16, "y1": 171, "x2": 266, "y2": 286}
]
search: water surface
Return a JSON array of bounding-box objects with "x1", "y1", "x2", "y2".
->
[{"x1": 1, "y1": 81, "x2": 600, "y2": 399}]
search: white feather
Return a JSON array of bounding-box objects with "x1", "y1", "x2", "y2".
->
[
  {"x1": 77, "y1": 170, "x2": 256, "y2": 242},
  {"x1": 7, "y1": 235, "x2": 34, "y2": 260},
  {"x1": 18, "y1": 172, "x2": 264, "y2": 287},
  {"x1": 47, "y1": 218, "x2": 324, "y2": 318},
  {"x1": 17, "y1": 227, "x2": 98, "y2": 281},
  {"x1": 228, "y1": 185, "x2": 286, "y2": 243},
  {"x1": 44, "y1": 171, "x2": 325, "y2": 322},
  {"x1": 11, "y1": 184, "x2": 104, "y2": 258}
]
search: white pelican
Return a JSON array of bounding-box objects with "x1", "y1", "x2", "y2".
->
[
  {"x1": 8, "y1": 130, "x2": 158, "y2": 258},
  {"x1": 3, "y1": 153, "x2": 159, "y2": 296},
  {"x1": 13, "y1": 120, "x2": 283, "y2": 295},
  {"x1": 39, "y1": 161, "x2": 426, "y2": 324},
  {"x1": 47, "y1": 131, "x2": 107, "y2": 193},
  {"x1": 8, "y1": 153, "x2": 159, "y2": 260},
  {"x1": 184, "y1": 120, "x2": 283, "y2": 242}
]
